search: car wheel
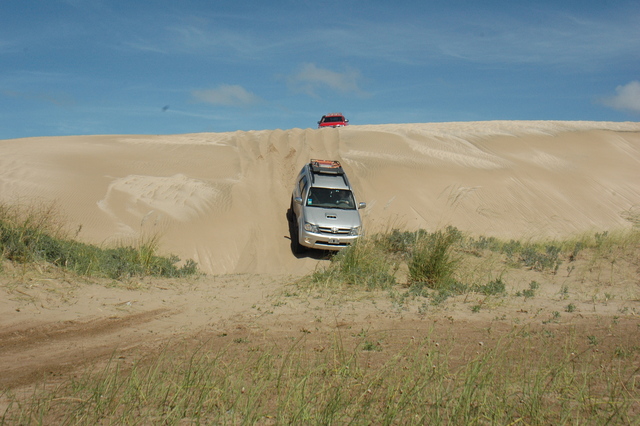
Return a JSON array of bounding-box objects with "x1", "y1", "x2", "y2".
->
[
  {"x1": 287, "y1": 198, "x2": 295, "y2": 222},
  {"x1": 292, "y1": 224, "x2": 306, "y2": 255}
]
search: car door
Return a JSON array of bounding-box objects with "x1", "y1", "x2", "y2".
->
[{"x1": 294, "y1": 174, "x2": 308, "y2": 219}]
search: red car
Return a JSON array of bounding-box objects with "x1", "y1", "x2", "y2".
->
[{"x1": 317, "y1": 113, "x2": 349, "y2": 128}]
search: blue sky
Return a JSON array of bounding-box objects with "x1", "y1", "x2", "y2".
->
[{"x1": 1, "y1": 0, "x2": 639, "y2": 139}]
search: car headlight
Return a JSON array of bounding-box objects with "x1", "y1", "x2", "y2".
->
[
  {"x1": 304, "y1": 222, "x2": 318, "y2": 233},
  {"x1": 350, "y1": 226, "x2": 361, "y2": 236}
]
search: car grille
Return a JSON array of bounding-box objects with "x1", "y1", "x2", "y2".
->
[{"x1": 318, "y1": 226, "x2": 351, "y2": 235}]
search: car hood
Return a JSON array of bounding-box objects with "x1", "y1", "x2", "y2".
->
[{"x1": 303, "y1": 207, "x2": 362, "y2": 229}]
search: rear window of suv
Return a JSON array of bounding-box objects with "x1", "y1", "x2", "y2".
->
[{"x1": 322, "y1": 116, "x2": 344, "y2": 123}]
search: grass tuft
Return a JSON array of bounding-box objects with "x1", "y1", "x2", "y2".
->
[
  {"x1": 406, "y1": 226, "x2": 461, "y2": 291},
  {"x1": 309, "y1": 237, "x2": 397, "y2": 289}
]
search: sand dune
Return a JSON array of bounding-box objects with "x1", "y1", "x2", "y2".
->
[{"x1": 1, "y1": 121, "x2": 639, "y2": 274}]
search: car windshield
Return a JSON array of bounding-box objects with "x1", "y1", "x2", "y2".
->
[
  {"x1": 323, "y1": 116, "x2": 344, "y2": 123},
  {"x1": 306, "y1": 188, "x2": 355, "y2": 210}
]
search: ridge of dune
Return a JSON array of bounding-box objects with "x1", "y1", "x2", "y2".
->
[{"x1": 1, "y1": 121, "x2": 639, "y2": 274}]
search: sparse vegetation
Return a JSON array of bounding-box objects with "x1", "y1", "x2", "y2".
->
[
  {"x1": 474, "y1": 277, "x2": 506, "y2": 296},
  {"x1": 2, "y1": 328, "x2": 639, "y2": 424},
  {"x1": 308, "y1": 236, "x2": 397, "y2": 289},
  {"x1": 0, "y1": 201, "x2": 198, "y2": 279},
  {"x1": 3, "y1": 202, "x2": 640, "y2": 424},
  {"x1": 516, "y1": 280, "x2": 540, "y2": 298},
  {"x1": 303, "y1": 225, "x2": 640, "y2": 305}
]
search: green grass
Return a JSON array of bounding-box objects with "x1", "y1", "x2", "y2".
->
[
  {"x1": 302, "y1": 225, "x2": 640, "y2": 298},
  {"x1": 0, "y1": 201, "x2": 198, "y2": 279},
  {"x1": 407, "y1": 227, "x2": 462, "y2": 291},
  {"x1": 307, "y1": 236, "x2": 398, "y2": 290}
]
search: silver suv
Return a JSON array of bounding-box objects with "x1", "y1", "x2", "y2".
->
[{"x1": 289, "y1": 159, "x2": 366, "y2": 253}]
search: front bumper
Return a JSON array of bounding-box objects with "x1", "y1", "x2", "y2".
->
[{"x1": 298, "y1": 228, "x2": 359, "y2": 251}]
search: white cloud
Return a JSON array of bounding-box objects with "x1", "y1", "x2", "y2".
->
[
  {"x1": 287, "y1": 63, "x2": 369, "y2": 97},
  {"x1": 602, "y1": 81, "x2": 640, "y2": 113},
  {"x1": 192, "y1": 85, "x2": 261, "y2": 107}
]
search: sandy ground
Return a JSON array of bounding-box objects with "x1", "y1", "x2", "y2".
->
[{"x1": 1, "y1": 121, "x2": 640, "y2": 404}]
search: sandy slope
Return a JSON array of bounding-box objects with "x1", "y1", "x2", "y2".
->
[{"x1": 1, "y1": 121, "x2": 639, "y2": 274}]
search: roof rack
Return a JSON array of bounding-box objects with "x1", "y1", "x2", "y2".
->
[{"x1": 310, "y1": 159, "x2": 344, "y2": 175}]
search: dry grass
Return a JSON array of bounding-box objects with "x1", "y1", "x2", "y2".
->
[
  {"x1": 2, "y1": 205, "x2": 639, "y2": 424},
  {"x1": 3, "y1": 321, "x2": 639, "y2": 425}
]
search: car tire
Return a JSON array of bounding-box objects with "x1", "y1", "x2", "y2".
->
[
  {"x1": 292, "y1": 224, "x2": 306, "y2": 255},
  {"x1": 287, "y1": 198, "x2": 295, "y2": 222}
]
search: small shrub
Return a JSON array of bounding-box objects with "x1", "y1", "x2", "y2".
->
[
  {"x1": 362, "y1": 340, "x2": 382, "y2": 352},
  {"x1": 517, "y1": 280, "x2": 539, "y2": 298},
  {"x1": 502, "y1": 239, "x2": 522, "y2": 262},
  {"x1": 518, "y1": 244, "x2": 562, "y2": 272},
  {"x1": 408, "y1": 227, "x2": 461, "y2": 291},
  {"x1": 569, "y1": 242, "x2": 584, "y2": 262},
  {"x1": 430, "y1": 289, "x2": 452, "y2": 306},
  {"x1": 417, "y1": 281, "x2": 468, "y2": 305},
  {"x1": 475, "y1": 277, "x2": 506, "y2": 296},
  {"x1": 467, "y1": 235, "x2": 501, "y2": 252}
]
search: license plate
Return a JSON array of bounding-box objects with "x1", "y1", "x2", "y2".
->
[{"x1": 328, "y1": 238, "x2": 340, "y2": 245}]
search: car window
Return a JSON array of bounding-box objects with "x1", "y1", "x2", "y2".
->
[
  {"x1": 298, "y1": 176, "x2": 307, "y2": 196},
  {"x1": 306, "y1": 188, "x2": 355, "y2": 209}
]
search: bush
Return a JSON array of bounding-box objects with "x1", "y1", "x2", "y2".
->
[{"x1": 408, "y1": 227, "x2": 461, "y2": 291}]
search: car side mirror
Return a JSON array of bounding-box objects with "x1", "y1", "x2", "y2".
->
[
  {"x1": 358, "y1": 202, "x2": 366, "y2": 209},
  {"x1": 294, "y1": 197, "x2": 303, "y2": 205}
]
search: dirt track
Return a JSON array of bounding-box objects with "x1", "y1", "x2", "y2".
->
[
  {"x1": 1, "y1": 272, "x2": 279, "y2": 391},
  {"x1": 2, "y1": 248, "x2": 640, "y2": 401}
]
